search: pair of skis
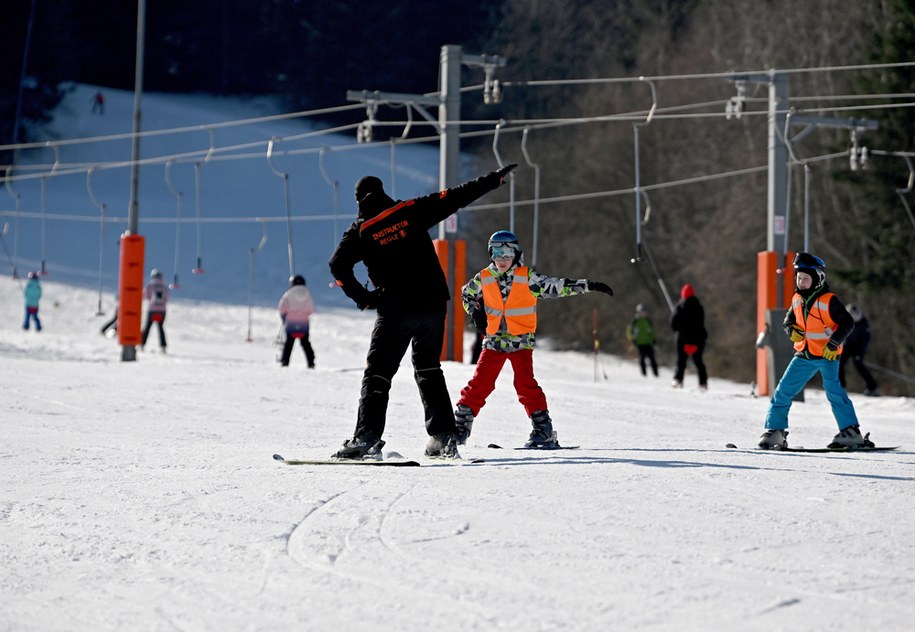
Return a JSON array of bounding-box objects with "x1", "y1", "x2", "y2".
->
[
  {"x1": 272, "y1": 453, "x2": 491, "y2": 467},
  {"x1": 725, "y1": 443, "x2": 899, "y2": 453},
  {"x1": 273, "y1": 443, "x2": 580, "y2": 467}
]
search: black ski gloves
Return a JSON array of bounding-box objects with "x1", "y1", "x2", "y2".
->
[
  {"x1": 484, "y1": 163, "x2": 517, "y2": 189},
  {"x1": 357, "y1": 288, "x2": 383, "y2": 311},
  {"x1": 587, "y1": 281, "x2": 614, "y2": 296},
  {"x1": 495, "y1": 163, "x2": 518, "y2": 182},
  {"x1": 471, "y1": 307, "x2": 488, "y2": 334}
]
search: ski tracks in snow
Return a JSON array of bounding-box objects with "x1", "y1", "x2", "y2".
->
[{"x1": 282, "y1": 477, "x2": 541, "y2": 629}]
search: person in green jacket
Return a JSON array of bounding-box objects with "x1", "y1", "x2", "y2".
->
[
  {"x1": 23, "y1": 271, "x2": 42, "y2": 332},
  {"x1": 626, "y1": 303, "x2": 658, "y2": 377}
]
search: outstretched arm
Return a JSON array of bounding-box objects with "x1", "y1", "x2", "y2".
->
[
  {"x1": 529, "y1": 269, "x2": 589, "y2": 299},
  {"x1": 413, "y1": 164, "x2": 518, "y2": 229}
]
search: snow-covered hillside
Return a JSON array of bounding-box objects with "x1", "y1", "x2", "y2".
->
[
  {"x1": 2, "y1": 278, "x2": 914, "y2": 631},
  {"x1": 3, "y1": 84, "x2": 443, "y2": 306}
]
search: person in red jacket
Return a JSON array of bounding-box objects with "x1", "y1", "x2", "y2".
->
[
  {"x1": 452, "y1": 230, "x2": 614, "y2": 448},
  {"x1": 758, "y1": 253, "x2": 874, "y2": 450},
  {"x1": 670, "y1": 283, "x2": 708, "y2": 390},
  {"x1": 328, "y1": 165, "x2": 516, "y2": 460}
]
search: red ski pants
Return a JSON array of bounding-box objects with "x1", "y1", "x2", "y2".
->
[{"x1": 457, "y1": 348, "x2": 547, "y2": 417}]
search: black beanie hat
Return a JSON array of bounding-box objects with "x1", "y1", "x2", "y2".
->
[{"x1": 355, "y1": 176, "x2": 384, "y2": 203}]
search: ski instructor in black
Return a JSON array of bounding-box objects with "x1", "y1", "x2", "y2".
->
[{"x1": 329, "y1": 164, "x2": 517, "y2": 460}]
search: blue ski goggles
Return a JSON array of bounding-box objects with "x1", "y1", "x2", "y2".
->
[{"x1": 490, "y1": 246, "x2": 516, "y2": 259}]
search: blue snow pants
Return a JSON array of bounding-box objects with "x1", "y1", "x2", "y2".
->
[{"x1": 764, "y1": 355, "x2": 859, "y2": 431}]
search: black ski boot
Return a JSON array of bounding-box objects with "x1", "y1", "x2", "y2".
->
[
  {"x1": 454, "y1": 404, "x2": 474, "y2": 445},
  {"x1": 525, "y1": 410, "x2": 559, "y2": 448},
  {"x1": 332, "y1": 434, "x2": 385, "y2": 460}
]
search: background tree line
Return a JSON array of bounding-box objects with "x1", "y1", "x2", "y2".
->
[
  {"x1": 0, "y1": 0, "x2": 494, "y2": 151},
  {"x1": 2, "y1": 0, "x2": 912, "y2": 393},
  {"x1": 465, "y1": 0, "x2": 914, "y2": 396}
]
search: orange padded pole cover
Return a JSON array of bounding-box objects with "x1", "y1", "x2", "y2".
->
[
  {"x1": 433, "y1": 239, "x2": 466, "y2": 362},
  {"x1": 451, "y1": 239, "x2": 466, "y2": 362},
  {"x1": 118, "y1": 233, "x2": 145, "y2": 346},
  {"x1": 756, "y1": 250, "x2": 795, "y2": 395}
]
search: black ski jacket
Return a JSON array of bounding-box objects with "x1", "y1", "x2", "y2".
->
[
  {"x1": 670, "y1": 295, "x2": 708, "y2": 346},
  {"x1": 329, "y1": 172, "x2": 502, "y2": 310}
]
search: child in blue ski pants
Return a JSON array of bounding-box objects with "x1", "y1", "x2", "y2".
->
[{"x1": 764, "y1": 356, "x2": 858, "y2": 431}]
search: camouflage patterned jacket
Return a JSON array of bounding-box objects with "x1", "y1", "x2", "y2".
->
[{"x1": 462, "y1": 262, "x2": 589, "y2": 352}]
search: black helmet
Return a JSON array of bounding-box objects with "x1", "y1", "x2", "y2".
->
[
  {"x1": 290, "y1": 274, "x2": 306, "y2": 287},
  {"x1": 487, "y1": 229, "x2": 522, "y2": 263},
  {"x1": 28, "y1": 271, "x2": 38, "y2": 280},
  {"x1": 793, "y1": 252, "x2": 826, "y2": 286}
]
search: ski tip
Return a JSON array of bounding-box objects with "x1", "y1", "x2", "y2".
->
[
  {"x1": 272, "y1": 453, "x2": 285, "y2": 461},
  {"x1": 725, "y1": 443, "x2": 737, "y2": 449},
  {"x1": 487, "y1": 443, "x2": 503, "y2": 449}
]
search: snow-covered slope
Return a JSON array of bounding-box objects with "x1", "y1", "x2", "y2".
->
[
  {"x1": 2, "y1": 278, "x2": 914, "y2": 631},
  {"x1": 3, "y1": 84, "x2": 441, "y2": 306}
]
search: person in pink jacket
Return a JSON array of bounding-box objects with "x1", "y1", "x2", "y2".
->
[{"x1": 278, "y1": 275, "x2": 316, "y2": 368}]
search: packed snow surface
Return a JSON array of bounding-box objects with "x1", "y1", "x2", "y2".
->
[
  {"x1": 2, "y1": 279, "x2": 914, "y2": 631},
  {"x1": 3, "y1": 84, "x2": 915, "y2": 631}
]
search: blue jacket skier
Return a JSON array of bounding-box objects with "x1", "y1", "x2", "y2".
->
[{"x1": 23, "y1": 272, "x2": 42, "y2": 331}]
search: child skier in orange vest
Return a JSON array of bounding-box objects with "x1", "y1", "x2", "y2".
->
[
  {"x1": 453, "y1": 230, "x2": 614, "y2": 448},
  {"x1": 758, "y1": 252, "x2": 875, "y2": 450}
]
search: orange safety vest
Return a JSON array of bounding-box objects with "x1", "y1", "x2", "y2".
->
[
  {"x1": 481, "y1": 266, "x2": 537, "y2": 335},
  {"x1": 791, "y1": 291, "x2": 842, "y2": 356}
]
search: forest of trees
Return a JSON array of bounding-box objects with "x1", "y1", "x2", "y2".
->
[
  {"x1": 2, "y1": 0, "x2": 913, "y2": 393},
  {"x1": 0, "y1": 0, "x2": 495, "y2": 149},
  {"x1": 470, "y1": 0, "x2": 914, "y2": 395}
]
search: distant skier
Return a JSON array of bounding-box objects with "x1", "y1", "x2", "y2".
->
[
  {"x1": 90, "y1": 91, "x2": 105, "y2": 115},
  {"x1": 278, "y1": 275, "x2": 316, "y2": 368},
  {"x1": 626, "y1": 303, "x2": 658, "y2": 377},
  {"x1": 141, "y1": 269, "x2": 169, "y2": 352},
  {"x1": 452, "y1": 230, "x2": 614, "y2": 448},
  {"x1": 100, "y1": 303, "x2": 118, "y2": 337},
  {"x1": 670, "y1": 283, "x2": 708, "y2": 390},
  {"x1": 23, "y1": 271, "x2": 42, "y2": 332},
  {"x1": 328, "y1": 164, "x2": 516, "y2": 460},
  {"x1": 839, "y1": 303, "x2": 879, "y2": 396},
  {"x1": 758, "y1": 253, "x2": 875, "y2": 450}
]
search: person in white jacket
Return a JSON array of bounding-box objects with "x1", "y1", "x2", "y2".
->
[
  {"x1": 278, "y1": 275, "x2": 316, "y2": 368},
  {"x1": 142, "y1": 269, "x2": 169, "y2": 351}
]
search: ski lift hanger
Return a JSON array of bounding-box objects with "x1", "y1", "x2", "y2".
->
[
  {"x1": 164, "y1": 160, "x2": 184, "y2": 288},
  {"x1": 191, "y1": 128, "x2": 215, "y2": 275},
  {"x1": 266, "y1": 137, "x2": 295, "y2": 277}
]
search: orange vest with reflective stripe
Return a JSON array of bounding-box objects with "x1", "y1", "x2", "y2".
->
[
  {"x1": 791, "y1": 291, "x2": 842, "y2": 356},
  {"x1": 481, "y1": 266, "x2": 537, "y2": 335}
]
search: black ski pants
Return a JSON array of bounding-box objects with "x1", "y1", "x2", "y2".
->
[
  {"x1": 354, "y1": 301, "x2": 455, "y2": 440},
  {"x1": 674, "y1": 341, "x2": 707, "y2": 386},
  {"x1": 281, "y1": 329, "x2": 315, "y2": 367},
  {"x1": 637, "y1": 344, "x2": 658, "y2": 377},
  {"x1": 142, "y1": 312, "x2": 167, "y2": 349},
  {"x1": 839, "y1": 352, "x2": 878, "y2": 391}
]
